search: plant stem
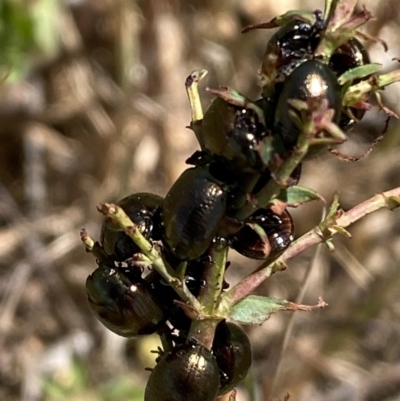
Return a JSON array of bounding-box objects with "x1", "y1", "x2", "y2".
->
[
  {"x1": 80, "y1": 229, "x2": 108, "y2": 261},
  {"x1": 187, "y1": 318, "x2": 220, "y2": 351},
  {"x1": 199, "y1": 241, "x2": 228, "y2": 313},
  {"x1": 185, "y1": 69, "x2": 208, "y2": 122},
  {"x1": 186, "y1": 69, "x2": 208, "y2": 149},
  {"x1": 187, "y1": 240, "x2": 228, "y2": 349},
  {"x1": 323, "y1": 0, "x2": 337, "y2": 21},
  {"x1": 235, "y1": 112, "x2": 314, "y2": 220},
  {"x1": 223, "y1": 187, "x2": 400, "y2": 306},
  {"x1": 343, "y1": 70, "x2": 400, "y2": 106},
  {"x1": 97, "y1": 203, "x2": 201, "y2": 310}
]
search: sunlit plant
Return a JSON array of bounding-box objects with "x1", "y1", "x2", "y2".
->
[{"x1": 81, "y1": 0, "x2": 400, "y2": 400}]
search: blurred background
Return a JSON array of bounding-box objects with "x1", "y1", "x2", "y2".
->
[{"x1": 0, "y1": 0, "x2": 400, "y2": 400}]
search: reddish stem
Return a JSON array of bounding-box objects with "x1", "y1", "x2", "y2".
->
[{"x1": 224, "y1": 187, "x2": 400, "y2": 306}]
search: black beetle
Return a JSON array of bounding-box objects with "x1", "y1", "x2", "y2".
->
[
  {"x1": 212, "y1": 321, "x2": 252, "y2": 395},
  {"x1": 329, "y1": 38, "x2": 370, "y2": 77},
  {"x1": 201, "y1": 97, "x2": 268, "y2": 173},
  {"x1": 262, "y1": 17, "x2": 323, "y2": 82},
  {"x1": 161, "y1": 165, "x2": 229, "y2": 261},
  {"x1": 274, "y1": 59, "x2": 342, "y2": 151},
  {"x1": 86, "y1": 262, "x2": 166, "y2": 338},
  {"x1": 145, "y1": 343, "x2": 220, "y2": 401},
  {"x1": 261, "y1": 18, "x2": 369, "y2": 136},
  {"x1": 231, "y1": 208, "x2": 294, "y2": 260},
  {"x1": 257, "y1": 15, "x2": 325, "y2": 132},
  {"x1": 329, "y1": 38, "x2": 371, "y2": 131},
  {"x1": 101, "y1": 193, "x2": 163, "y2": 261}
]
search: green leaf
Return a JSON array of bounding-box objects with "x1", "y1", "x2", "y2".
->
[
  {"x1": 229, "y1": 296, "x2": 329, "y2": 325},
  {"x1": 242, "y1": 10, "x2": 316, "y2": 32},
  {"x1": 207, "y1": 87, "x2": 265, "y2": 124},
  {"x1": 325, "y1": 0, "x2": 358, "y2": 32},
  {"x1": 317, "y1": 195, "x2": 347, "y2": 243},
  {"x1": 325, "y1": 237, "x2": 335, "y2": 251},
  {"x1": 229, "y1": 295, "x2": 291, "y2": 325},
  {"x1": 330, "y1": 225, "x2": 352, "y2": 237},
  {"x1": 273, "y1": 10, "x2": 317, "y2": 27},
  {"x1": 276, "y1": 185, "x2": 321, "y2": 207},
  {"x1": 338, "y1": 63, "x2": 382, "y2": 85},
  {"x1": 201, "y1": 97, "x2": 233, "y2": 154},
  {"x1": 257, "y1": 135, "x2": 288, "y2": 166},
  {"x1": 326, "y1": 194, "x2": 340, "y2": 219}
]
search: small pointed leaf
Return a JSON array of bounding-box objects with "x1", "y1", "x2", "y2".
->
[
  {"x1": 338, "y1": 63, "x2": 382, "y2": 85},
  {"x1": 229, "y1": 295, "x2": 291, "y2": 325},
  {"x1": 326, "y1": 194, "x2": 341, "y2": 219},
  {"x1": 242, "y1": 10, "x2": 315, "y2": 32},
  {"x1": 325, "y1": 238, "x2": 336, "y2": 251},
  {"x1": 273, "y1": 10, "x2": 317, "y2": 26},
  {"x1": 257, "y1": 136, "x2": 281, "y2": 166},
  {"x1": 330, "y1": 225, "x2": 352, "y2": 238},
  {"x1": 276, "y1": 186, "x2": 322, "y2": 207}
]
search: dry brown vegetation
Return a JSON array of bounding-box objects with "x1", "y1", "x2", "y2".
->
[{"x1": 0, "y1": 1, "x2": 400, "y2": 400}]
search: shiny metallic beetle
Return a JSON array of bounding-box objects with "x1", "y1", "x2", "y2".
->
[
  {"x1": 231, "y1": 208, "x2": 294, "y2": 260},
  {"x1": 145, "y1": 343, "x2": 220, "y2": 401},
  {"x1": 161, "y1": 165, "x2": 228, "y2": 261},
  {"x1": 101, "y1": 193, "x2": 163, "y2": 261},
  {"x1": 274, "y1": 60, "x2": 342, "y2": 151},
  {"x1": 329, "y1": 38, "x2": 371, "y2": 131},
  {"x1": 86, "y1": 263, "x2": 166, "y2": 337},
  {"x1": 212, "y1": 321, "x2": 252, "y2": 395}
]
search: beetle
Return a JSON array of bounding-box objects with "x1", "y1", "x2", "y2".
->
[
  {"x1": 257, "y1": 16, "x2": 371, "y2": 137},
  {"x1": 145, "y1": 343, "x2": 220, "y2": 401},
  {"x1": 329, "y1": 38, "x2": 371, "y2": 131},
  {"x1": 261, "y1": 17, "x2": 324, "y2": 84},
  {"x1": 274, "y1": 59, "x2": 342, "y2": 151},
  {"x1": 101, "y1": 193, "x2": 163, "y2": 261},
  {"x1": 86, "y1": 262, "x2": 166, "y2": 338},
  {"x1": 200, "y1": 96, "x2": 268, "y2": 173},
  {"x1": 160, "y1": 164, "x2": 229, "y2": 261},
  {"x1": 329, "y1": 38, "x2": 370, "y2": 77},
  {"x1": 231, "y1": 208, "x2": 294, "y2": 260},
  {"x1": 212, "y1": 321, "x2": 252, "y2": 395}
]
